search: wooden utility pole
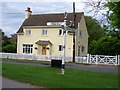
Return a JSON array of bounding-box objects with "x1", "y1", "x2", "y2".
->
[{"x1": 73, "y1": 2, "x2": 76, "y2": 62}]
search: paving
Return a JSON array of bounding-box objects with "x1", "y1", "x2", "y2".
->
[{"x1": 2, "y1": 77, "x2": 41, "y2": 88}]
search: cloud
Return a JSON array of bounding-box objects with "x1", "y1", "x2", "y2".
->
[
  {"x1": 2, "y1": 0, "x2": 83, "y2": 2},
  {"x1": 1, "y1": 1, "x2": 87, "y2": 37}
]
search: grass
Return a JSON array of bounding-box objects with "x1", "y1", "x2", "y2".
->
[
  {"x1": 1, "y1": 58, "x2": 51, "y2": 65},
  {"x1": 1, "y1": 58, "x2": 91, "y2": 66},
  {"x1": 2, "y1": 63, "x2": 118, "y2": 88}
]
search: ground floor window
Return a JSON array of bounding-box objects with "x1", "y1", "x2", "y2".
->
[
  {"x1": 81, "y1": 46, "x2": 85, "y2": 53},
  {"x1": 78, "y1": 46, "x2": 85, "y2": 56},
  {"x1": 78, "y1": 46, "x2": 80, "y2": 56},
  {"x1": 23, "y1": 44, "x2": 33, "y2": 54},
  {"x1": 59, "y1": 45, "x2": 63, "y2": 51}
]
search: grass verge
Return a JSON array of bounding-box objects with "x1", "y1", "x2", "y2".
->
[
  {"x1": 1, "y1": 58, "x2": 91, "y2": 66},
  {"x1": 2, "y1": 63, "x2": 118, "y2": 88},
  {"x1": 1, "y1": 58, "x2": 50, "y2": 65}
]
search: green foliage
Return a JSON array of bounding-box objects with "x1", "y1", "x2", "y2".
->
[
  {"x1": 85, "y1": 16, "x2": 105, "y2": 43},
  {"x1": 2, "y1": 42, "x2": 17, "y2": 53},
  {"x1": 89, "y1": 35, "x2": 120, "y2": 55},
  {"x1": 1, "y1": 29, "x2": 17, "y2": 53},
  {"x1": 2, "y1": 63, "x2": 118, "y2": 88},
  {"x1": 107, "y1": 2, "x2": 120, "y2": 29},
  {"x1": 85, "y1": 16, "x2": 106, "y2": 54}
]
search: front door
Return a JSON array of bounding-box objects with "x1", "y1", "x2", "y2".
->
[{"x1": 42, "y1": 46, "x2": 46, "y2": 55}]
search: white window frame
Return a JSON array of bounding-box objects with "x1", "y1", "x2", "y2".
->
[
  {"x1": 42, "y1": 30, "x2": 48, "y2": 36},
  {"x1": 79, "y1": 30, "x2": 82, "y2": 37},
  {"x1": 59, "y1": 29, "x2": 64, "y2": 36},
  {"x1": 59, "y1": 45, "x2": 63, "y2": 51},
  {"x1": 81, "y1": 46, "x2": 85, "y2": 53},
  {"x1": 25, "y1": 30, "x2": 31, "y2": 35},
  {"x1": 23, "y1": 44, "x2": 33, "y2": 54}
]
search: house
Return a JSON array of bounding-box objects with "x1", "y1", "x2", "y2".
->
[{"x1": 17, "y1": 7, "x2": 88, "y2": 57}]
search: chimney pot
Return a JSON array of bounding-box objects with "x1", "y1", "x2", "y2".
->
[{"x1": 25, "y1": 7, "x2": 32, "y2": 19}]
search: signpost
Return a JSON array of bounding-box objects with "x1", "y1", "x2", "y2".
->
[{"x1": 61, "y1": 12, "x2": 67, "y2": 75}]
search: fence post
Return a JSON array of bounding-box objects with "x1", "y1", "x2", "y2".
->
[
  {"x1": 96, "y1": 55, "x2": 98, "y2": 65},
  {"x1": 87, "y1": 54, "x2": 89, "y2": 64},
  {"x1": 89, "y1": 54, "x2": 91, "y2": 64},
  {"x1": 115, "y1": 55, "x2": 117, "y2": 66},
  {"x1": 118, "y1": 55, "x2": 120, "y2": 65}
]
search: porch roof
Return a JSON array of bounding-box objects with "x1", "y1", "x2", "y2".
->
[{"x1": 35, "y1": 40, "x2": 52, "y2": 45}]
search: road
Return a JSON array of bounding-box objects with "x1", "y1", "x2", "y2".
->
[
  {"x1": 2, "y1": 77, "x2": 42, "y2": 89},
  {"x1": 2, "y1": 60, "x2": 118, "y2": 73}
]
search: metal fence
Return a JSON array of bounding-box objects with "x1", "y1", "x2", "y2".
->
[{"x1": 0, "y1": 53, "x2": 119, "y2": 65}]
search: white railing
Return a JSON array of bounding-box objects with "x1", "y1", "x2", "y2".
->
[
  {"x1": 0, "y1": 53, "x2": 119, "y2": 65},
  {"x1": 87, "y1": 54, "x2": 120, "y2": 66},
  {"x1": 0, "y1": 53, "x2": 77, "y2": 62}
]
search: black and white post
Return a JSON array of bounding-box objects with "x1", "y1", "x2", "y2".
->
[{"x1": 61, "y1": 12, "x2": 67, "y2": 75}]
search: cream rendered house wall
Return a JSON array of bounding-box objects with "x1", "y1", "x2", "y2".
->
[
  {"x1": 17, "y1": 27, "x2": 73, "y2": 57},
  {"x1": 76, "y1": 15, "x2": 88, "y2": 57}
]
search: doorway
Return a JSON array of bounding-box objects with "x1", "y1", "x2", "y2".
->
[{"x1": 42, "y1": 46, "x2": 46, "y2": 55}]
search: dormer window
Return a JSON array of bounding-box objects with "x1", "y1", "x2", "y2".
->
[{"x1": 26, "y1": 30, "x2": 31, "y2": 35}]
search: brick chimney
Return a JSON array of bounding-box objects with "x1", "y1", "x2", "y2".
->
[{"x1": 25, "y1": 7, "x2": 32, "y2": 19}]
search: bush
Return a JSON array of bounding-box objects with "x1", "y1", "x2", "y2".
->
[{"x1": 2, "y1": 43, "x2": 17, "y2": 53}]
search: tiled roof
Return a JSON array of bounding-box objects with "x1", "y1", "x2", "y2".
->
[{"x1": 17, "y1": 12, "x2": 83, "y2": 33}]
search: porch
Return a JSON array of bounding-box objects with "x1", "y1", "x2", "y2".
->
[{"x1": 35, "y1": 40, "x2": 52, "y2": 55}]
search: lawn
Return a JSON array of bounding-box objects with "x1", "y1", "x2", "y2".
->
[{"x1": 2, "y1": 63, "x2": 118, "y2": 88}]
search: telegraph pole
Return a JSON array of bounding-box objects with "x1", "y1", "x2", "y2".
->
[
  {"x1": 61, "y1": 12, "x2": 67, "y2": 75},
  {"x1": 73, "y1": 2, "x2": 76, "y2": 62}
]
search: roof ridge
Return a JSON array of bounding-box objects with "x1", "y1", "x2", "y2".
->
[{"x1": 31, "y1": 12, "x2": 83, "y2": 16}]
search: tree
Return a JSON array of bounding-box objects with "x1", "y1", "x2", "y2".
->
[
  {"x1": 1, "y1": 30, "x2": 17, "y2": 53},
  {"x1": 84, "y1": 0, "x2": 108, "y2": 25},
  {"x1": 85, "y1": 16, "x2": 105, "y2": 53},
  {"x1": 0, "y1": 29, "x2": 2, "y2": 52},
  {"x1": 10, "y1": 34, "x2": 17, "y2": 42},
  {"x1": 85, "y1": 16, "x2": 105, "y2": 42},
  {"x1": 3, "y1": 42, "x2": 17, "y2": 53},
  {"x1": 106, "y1": 2, "x2": 120, "y2": 30},
  {"x1": 89, "y1": 35, "x2": 120, "y2": 55},
  {"x1": 84, "y1": 1, "x2": 120, "y2": 55}
]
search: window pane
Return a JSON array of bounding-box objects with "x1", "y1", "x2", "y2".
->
[
  {"x1": 42, "y1": 30, "x2": 48, "y2": 35},
  {"x1": 81, "y1": 46, "x2": 85, "y2": 52},
  {"x1": 59, "y1": 45, "x2": 63, "y2": 51},
  {"x1": 26, "y1": 30, "x2": 31, "y2": 35},
  {"x1": 59, "y1": 29, "x2": 62, "y2": 35},
  {"x1": 23, "y1": 44, "x2": 33, "y2": 54}
]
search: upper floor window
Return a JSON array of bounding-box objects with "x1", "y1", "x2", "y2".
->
[
  {"x1": 42, "y1": 30, "x2": 48, "y2": 36},
  {"x1": 79, "y1": 30, "x2": 82, "y2": 37},
  {"x1": 26, "y1": 30, "x2": 31, "y2": 35},
  {"x1": 59, "y1": 29, "x2": 64, "y2": 36},
  {"x1": 23, "y1": 44, "x2": 33, "y2": 54}
]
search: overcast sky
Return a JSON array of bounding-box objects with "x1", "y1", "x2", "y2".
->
[{"x1": 0, "y1": 0, "x2": 105, "y2": 37}]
